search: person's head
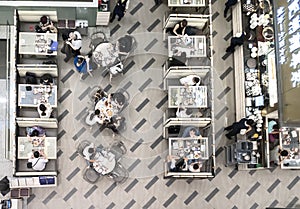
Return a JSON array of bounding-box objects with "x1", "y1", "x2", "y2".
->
[
  {"x1": 280, "y1": 150, "x2": 289, "y2": 157},
  {"x1": 40, "y1": 15, "x2": 49, "y2": 25},
  {"x1": 273, "y1": 124, "x2": 279, "y2": 130},
  {"x1": 192, "y1": 77, "x2": 200, "y2": 85},
  {"x1": 88, "y1": 148, "x2": 95, "y2": 154},
  {"x1": 31, "y1": 129, "x2": 39, "y2": 137},
  {"x1": 95, "y1": 109, "x2": 100, "y2": 115},
  {"x1": 247, "y1": 119, "x2": 255, "y2": 126},
  {"x1": 189, "y1": 128, "x2": 197, "y2": 137},
  {"x1": 193, "y1": 163, "x2": 199, "y2": 170},
  {"x1": 77, "y1": 57, "x2": 84, "y2": 65},
  {"x1": 39, "y1": 104, "x2": 46, "y2": 112},
  {"x1": 33, "y1": 151, "x2": 40, "y2": 158},
  {"x1": 181, "y1": 19, "x2": 188, "y2": 27},
  {"x1": 185, "y1": 108, "x2": 193, "y2": 116},
  {"x1": 69, "y1": 32, "x2": 77, "y2": 40}
]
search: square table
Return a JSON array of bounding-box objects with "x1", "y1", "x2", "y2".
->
[
  {"x1": 168, "y1": 86, "x2": 207, "y2": 108},
  {"x1": 17, "y1": 137, "x2": 57, "y2": 159},
  {"x1": 168, "y1": 35, "x2": 206, "y2": 58},
  {"x1": 19, "y1": 32, "x2": 58, "y2": 55},
  {"x1": 169, "y1": 137, "x2": 209, "y2": 160},
  {"x1": 18, "y1": 84, "x2": 57, "y2": 107}
]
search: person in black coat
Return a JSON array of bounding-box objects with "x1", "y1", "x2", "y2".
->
[
  {"x1": 226, "y1": 32, "x2": 246, "y2": 53},
  {"x1": 110, "y1": 0, "x2": 129, "y2": 22},
  {"x1": 224, "y1": 0, "x2": 238, "y2": 18}
]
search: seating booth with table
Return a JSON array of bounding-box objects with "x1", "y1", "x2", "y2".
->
[{"x1": 163, "y1": 65, "x2": 215, "y2": 178}]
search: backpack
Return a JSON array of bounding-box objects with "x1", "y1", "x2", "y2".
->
[{"x1": 25, "y1": 72, "x2": 38, "y2": 84}]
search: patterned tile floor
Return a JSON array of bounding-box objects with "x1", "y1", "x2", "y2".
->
[{"x1": 1, "y1": 0, "x2": 300, "y2": 209}]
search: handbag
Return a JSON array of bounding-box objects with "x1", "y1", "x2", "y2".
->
[{"x1": 27, "y1": 158, "x2": 40, "y2": 169}]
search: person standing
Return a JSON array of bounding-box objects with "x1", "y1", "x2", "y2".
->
[
  {"x1": 224, "y1": 118, "x2": 255, "y2": 139},
  {"x1": 224, "y1": 0, "x2": 238, "y2": 18},
  {"x1": 110, "y1": 0, "x2": 130, "y2": 23},
  {"x1": 226, "y1": 32, "x2": 246, "y2": 53}
]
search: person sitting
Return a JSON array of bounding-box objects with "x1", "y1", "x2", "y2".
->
[
  {"x1": 85, "y1": 109, "x2": 102, "y2": 126},
  {"x1": 182, "y1": 126, "x2": 201, "y2": 138},
  {"x1": 40, "y1": 73, "x2": 54, "y2": 85},
  {"x1": 180, "y1": 75, "x2": 201, "y2": 86},
  {"x1": 26, "y1": 126, "x2": 46, "y2": 140},
  {"x1": 189, "y1": 162, "x2": 202, "y2": 172},
  {"x1": 169, "y1": 51, "x2": 187, "y2": 67},
  {"x1": 176, "y1": 106, "x2": 193, "y2": 118},
  {"x1": 82, "y1": 143, "x2": 96, "y2": 163},
  {"x1": 224, "y1": 118, "x2": 255, "y2": 139},
  {"x1": 166, "y1": 19, "x2": 188, "y2": 37},
  {"x1": 109, "y1": 92, "x2": 126, "y2": 111},
  {"x1": 35, "y1": 15, "x2": 57, "y2": 33},
  {"x1": 28, "y1": 151, "x2": 48, "y2": 171},
  {"x1": 37, "y1": 102, "x2": 53, "y2": 118},
  {"x1": 105, "y1": 116, "x2": 126, "y2": 134},
  {"x1": 61, "y1": 31, "x2": 82, "y2": 62},
  {"x1": 94, "y1": 89, "x2": 108, "y2": 104},
  {"x1": 74, "y1": 55, "x2": 93, "y2": 79}
]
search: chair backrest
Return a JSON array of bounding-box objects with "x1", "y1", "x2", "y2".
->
[
  {"x1": 109, "y1": 141, "x2": 127, "y2": 162},
  {"x1": 110, "y1": 162, "x2": 129, "y2": 184},
  {"x1": 77, "y1": 140, "x2": 91, "y2": 157},
  {"x1": 89, "y1": 31, "x2": 107, "y2": 50},
  {"x1": 83, "y1": 167, "x2": 102, "y2": 184}
]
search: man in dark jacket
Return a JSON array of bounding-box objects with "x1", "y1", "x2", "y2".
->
[{"x1": 110, "y1": 0, "x2": 129, "y2": 22}]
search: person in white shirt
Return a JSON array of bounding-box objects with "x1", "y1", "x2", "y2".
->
[
  {"x1": 176, "y1": 106, "x2": 193, "y2": 118},
  {"x1": 61, "y1": 31, "x2": 82, "y2": 62},
  {"x1": 37, "y1": 103, "x2": 53, "y2": 118},
  {"x1": 179, "y1": 75, "x2": 201, "y2": 86},
  {"x1": 83, "y1": 143, "x2": 96, "y2": 162},
  {"x1": 28, "y1": 151, "x2": 48, "y2": 171}
]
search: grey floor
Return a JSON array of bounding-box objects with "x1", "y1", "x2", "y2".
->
[{"x1": 1, "y1": 0, "x2": 300, "y2": 209}]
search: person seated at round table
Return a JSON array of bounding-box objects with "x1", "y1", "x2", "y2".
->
[
  {"x1": 37, "y1": 102, "x2": 53, "y2": 118},
  {"x1": 182, "y1": 126, "x2": 201, "y2": 138},
  {"x1": 26, "y1": 126, "x2": 46, "y2": 140},
  {"x1": 93, "y1": 88, "x2": 108, "y2": 104},
  {"x1": 28, "y1": 151, "x2": 48, "y2": 171},
  {"x1": 40, "y1": 73, "x2": 54, "y2": 86},
  {"x1": 189, "y1": 162, "x2": 202, "y2": 172},
  {"x1": 104, "y1": 115, "x2": 126, "y2": 134},
  {"x1": 109, "y1": 92, "x2": 126, "y2": 111},
  {"x1": 83, "y1": 143, "x2": 96, "y2": 163},
  {"x1": 180, "y1": 75, "x2": 201, "y2": 87}
]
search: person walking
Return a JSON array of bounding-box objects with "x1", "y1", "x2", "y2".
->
[{"x1": 110, "y1": 0, "x2": 129, "y2": 23}]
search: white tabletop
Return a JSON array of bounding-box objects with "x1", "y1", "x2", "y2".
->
[
  {"x1": 92, "y1": 42, "x2": 119, "y2": 67},
  {"x1": 93, "y1": 151, "x2": 116, "y2": 174},
  {"x1": 94, "y1": 97, "x2": 118, "y2": 121},
  {"x1": 168, "y1": 35, "x2": 206, "y2": 58},
  {"x1": 18, "y1": 136, "x2": 57, "y2": 159},
  {"x1": 19, "y1": 32, "x2": 58, "y2": 55}
]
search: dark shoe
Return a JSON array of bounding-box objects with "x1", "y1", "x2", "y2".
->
[
  {"x1": 110, "y1": 18, "x2": 114, "y2": 23},
  {"x1": 64, "y1": 57, "x2": 70, "y2": 62},
  {"x1": 117, "y1": 17, "x2": 122, "y2": 21}
]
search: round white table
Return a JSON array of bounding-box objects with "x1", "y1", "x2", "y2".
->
[
  {"x1": 92, "y1": 42, "x2": 119, "y2": 67},
  {"x1": 94, "y1": 97, "x2": 118, "y2": 122}
]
